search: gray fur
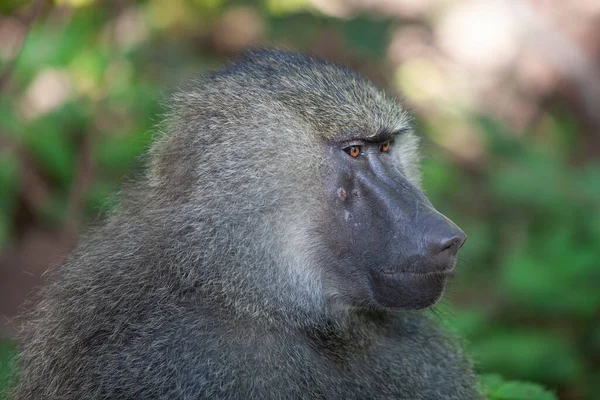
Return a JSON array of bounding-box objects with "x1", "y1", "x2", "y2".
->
[{"x1": 12, "y1": 49, "x2": 481, "y2": 399}]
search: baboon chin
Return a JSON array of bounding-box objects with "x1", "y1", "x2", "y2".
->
[{"x1": 13, "y1": 49, "x2": 481, "y2": 400}]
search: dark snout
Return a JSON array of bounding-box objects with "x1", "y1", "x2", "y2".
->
[
  {"x1": 333, "y1": 159, "x2": 469, "y2": 309},
  {"x1": 421, "y1": 216, "x2": 466, "y2": 273},
  {"x1": 352, "y1": 167, "x2": 467, "y2": 276}
]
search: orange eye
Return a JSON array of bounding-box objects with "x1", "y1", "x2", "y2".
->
[
  {"x1": 381, "y1": 141, "x2": 391, "y2": 152},
  {"x1": 344, "y1": 146, "x2": 361, "y2": 158}
]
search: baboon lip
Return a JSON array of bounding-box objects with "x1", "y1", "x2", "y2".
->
[
  {"x1": 380, "y1": 261, "x2": 456, "y2": 277},
  {"x1": 380, "y1": 269, "x2": 454, "y2": 279}
]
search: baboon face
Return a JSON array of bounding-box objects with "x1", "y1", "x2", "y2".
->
[
  {"x1": 320, "y1": 131, "x2": 466, "y2": 310},
  {"x1": 155, "y1": 51, "x2": 466, "y2": 312}
]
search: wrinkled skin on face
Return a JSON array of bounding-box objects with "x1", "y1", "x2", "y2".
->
[{"x1": 322, "y1": 133, "x2": 466, "y2": 310}]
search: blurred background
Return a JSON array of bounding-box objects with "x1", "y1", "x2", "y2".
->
[{"x1": 0, "y1": 0, "x2": 599, "y2": 399}]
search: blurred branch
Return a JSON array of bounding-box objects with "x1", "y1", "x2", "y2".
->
[
  {"x1": 0, "y1": 0, "x2": 47, "y2": 95},
  {"x1": 64, "y1": 0, "x2": 126, "y2": 226},
  {"x1": 0, "y1": 134, "x2": 52, "y2": 215},
  {"x1": 64, "y1": 133, "x2": 94, "y2": 230}
]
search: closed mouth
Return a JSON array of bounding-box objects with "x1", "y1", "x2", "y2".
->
[{"x1": 380, "y1": 269, "x2": 455, "y2": 278}]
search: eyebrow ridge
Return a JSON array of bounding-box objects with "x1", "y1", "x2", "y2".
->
[{"x1": 366, "y1": 128, "x2": 408, "y2": 142}]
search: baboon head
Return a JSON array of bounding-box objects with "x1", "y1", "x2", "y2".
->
[{"x1": 150, "y1": 50, "x2": 465, "y2": 314}]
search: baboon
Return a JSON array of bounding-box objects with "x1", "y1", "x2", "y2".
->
[{"x1": 12, "y1": 49, "x2": 481, "y2": 399}]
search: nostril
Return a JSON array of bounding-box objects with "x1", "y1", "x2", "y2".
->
[
  {"x1": 439, "y1": 235, "x2": 466, "y2": 254},
  {"x1": 440, "y1": 238, "x2": 456, "y2": 252},
  {"x1": 430, "y1": 230, "x2": 466, "y2": 259},
  {"x1": 422, "y1": 216, "x2": 467, "y2": 260}
]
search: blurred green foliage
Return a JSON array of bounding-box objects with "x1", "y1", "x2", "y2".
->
[
  {"x1": 0, "y1": 339, "x2": 16, "y2": 399},
  {"x1": 428, "y1": 116, "x2": 600, "y2": 399},
  {"x1": 0, "y1": 1, "x2": 598, "y2": 399},
  {"x1": 480, "y1": 374, "x2": 558, "y2": 400}
]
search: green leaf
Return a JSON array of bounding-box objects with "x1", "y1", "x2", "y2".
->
[
  {"x1": 480, "y1": 374, "x2": 557, "y2": 400},
  {"x1": 490, "y1": 380, "x2": 557, "y2": 400},
  {"x1": 479, "y1": 373, "x2": 505, "y2": 393}
]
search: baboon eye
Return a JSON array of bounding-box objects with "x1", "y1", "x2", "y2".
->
[
  {"x1": 380, "y1": 141, "x2": 391, "y2": 152},
  {"x1": 344, "y1": 145, "x2": 362, "y2": 158}
]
